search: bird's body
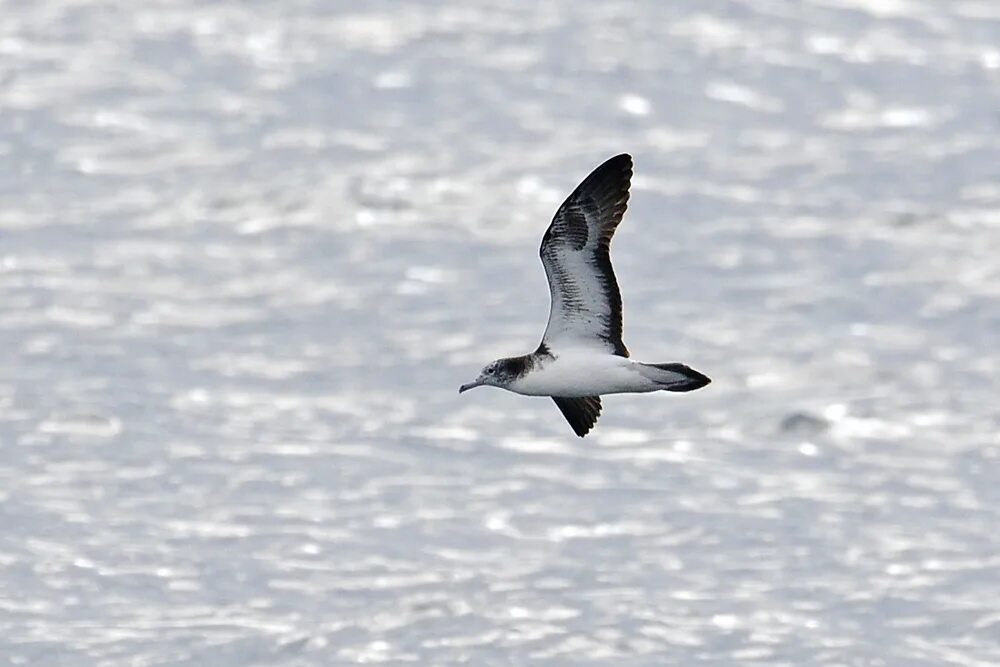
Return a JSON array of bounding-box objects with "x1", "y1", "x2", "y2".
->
[
  {"x1": 460, "y1": 153, "x2": 710, "y2": 436},
  {"x1": 505, "y1": 349, "x2": 697, "y2": 397},
  {"x1": 510, "y1": 351, "x2": 654, "y2": 397}
]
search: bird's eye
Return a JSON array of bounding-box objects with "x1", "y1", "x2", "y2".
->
[{"x1": 486, "y1": 367, "x2": 494, "y2": 375}]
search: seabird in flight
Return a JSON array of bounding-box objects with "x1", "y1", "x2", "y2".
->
[{"x1": 459, "y1": 154, "x2": 710, "y2": 437}]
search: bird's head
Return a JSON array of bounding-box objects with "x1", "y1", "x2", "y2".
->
[{"x1": 459, "y1": 358, "x2": 519, "y2": 393}]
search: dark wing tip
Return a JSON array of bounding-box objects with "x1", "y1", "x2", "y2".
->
[
  {"x1": 600, "y1": 153, "x2": 633, "y2": 171},
  {"x1": 578, "y1": 153, "x2": 633, "y2": 204},
  {"x1": 578, "y1": 154, "x2": 632, "y2": 235},
  {"x1": 551, "y1": 396, "x2": 603, "y2": 437},
  {"x1": 541, "y1": 153, "x2": 634, "y2": 253}
]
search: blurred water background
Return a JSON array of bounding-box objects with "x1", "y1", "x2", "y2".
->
[{"x1": 1, "y1": 1, "x2": 999, "y2": 665}]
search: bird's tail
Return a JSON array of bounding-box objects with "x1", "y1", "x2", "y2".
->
[{"x1": 638, "y1": 362, "x2": 711, "y2": 392}]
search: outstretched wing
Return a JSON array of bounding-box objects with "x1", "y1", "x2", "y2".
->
[
  {"x1": 538, "y1": 154, "x2": 632, "y2": 357},
  {"x1": 551, "y1": 396, "x2": 602, "y2": 437}
]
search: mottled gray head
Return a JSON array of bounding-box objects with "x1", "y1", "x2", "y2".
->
[{"x1": 458, "y1": 357, "x2": 529, "y2": 394}]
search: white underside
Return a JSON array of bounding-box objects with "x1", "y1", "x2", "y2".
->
[{"x1": 506, "y1": 349, "x2": 661, "y2": 397}]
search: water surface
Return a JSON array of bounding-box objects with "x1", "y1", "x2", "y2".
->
[{"x1": 1, "y1": 1, "x2": 999, "y2": 664}]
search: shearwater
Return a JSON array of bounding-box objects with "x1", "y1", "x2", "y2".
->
[{"x1": 459, "y1": 154, "x2": 711, "y2": 437}]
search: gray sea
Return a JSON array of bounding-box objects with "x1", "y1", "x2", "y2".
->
[{"x1": 1, "y1": 1, "x2": 999, "y2": 665}]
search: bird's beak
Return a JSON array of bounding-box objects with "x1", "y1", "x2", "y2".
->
[{"x1": 459, "y1": 378, "x2": 484, "y2": 394}]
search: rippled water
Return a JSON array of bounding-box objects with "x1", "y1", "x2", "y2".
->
[{"x1": 1, "y1": 1, "x2": 999, "y2": 665}]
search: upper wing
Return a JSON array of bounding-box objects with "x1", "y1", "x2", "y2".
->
[{"x1": 538, "y1": 153, "x2": 632, "y2": 357}]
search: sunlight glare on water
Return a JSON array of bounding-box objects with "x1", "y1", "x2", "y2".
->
[{"x1": 1, "y1": 0, "x2": 999, "y2": 665}]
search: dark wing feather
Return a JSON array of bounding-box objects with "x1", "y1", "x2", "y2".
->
[
  {"x1": 551, "y1": 396, "x2": 602, "y2": 437},
  {"x1": 538, "y1": 154, "x2": 632, "y2": 357}
]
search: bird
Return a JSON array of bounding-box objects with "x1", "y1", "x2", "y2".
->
[{"x1": 459, "y1": 153, "x2": 710, "y2": 437}]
